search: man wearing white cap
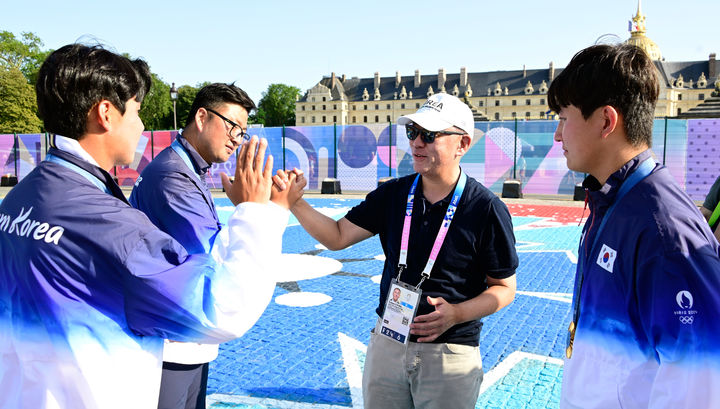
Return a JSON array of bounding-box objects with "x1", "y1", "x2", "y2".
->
[{"x1": 287, "y1": 93, "x2": 518, "y2": 408}]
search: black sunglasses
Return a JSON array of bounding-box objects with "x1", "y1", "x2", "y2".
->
[
  {"x1": 205, "y1": 108, "x2": 250, "y2": 142},
  {"x1": 405, "y1": 125, "x2": 466, "y2": 144}
]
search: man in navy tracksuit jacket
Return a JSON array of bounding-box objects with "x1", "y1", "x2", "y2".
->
[
  {"x1": 130, "y1": 83, "x2": 265, "y2": 409},
  {"x1": 0, "y1": 44, "x2": 297, "y2": 409},
  {"x1": 549, "y1": 43, "x2": 720, "y2": 408}
]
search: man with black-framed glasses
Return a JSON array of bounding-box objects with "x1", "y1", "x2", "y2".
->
[
  {"x1": 130, "y1": 83, "x2": 303, "y2": 409},
  {"x1": 285, "y1": 92, "x2": 518, "y2": 408}
]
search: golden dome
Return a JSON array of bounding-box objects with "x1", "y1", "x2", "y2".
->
[{"x1": 625, "y1": 0, "x2": 662, "y2": 60}]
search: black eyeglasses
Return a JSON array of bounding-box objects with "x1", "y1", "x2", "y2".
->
[
  {"x1": 405, "y1": 125, "x2": 466, "y2": 144},
  {"x1": 205, "y1": 107, "x2": 250, "y2": 143}
]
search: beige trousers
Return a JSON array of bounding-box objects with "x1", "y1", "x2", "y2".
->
[{"x1": 362, "y1": 322, "x2": 483, "y2": 409}]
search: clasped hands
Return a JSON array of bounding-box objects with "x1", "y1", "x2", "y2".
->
[{"x1": 221, "y1": 136, "x2": 306, "y2": 209}]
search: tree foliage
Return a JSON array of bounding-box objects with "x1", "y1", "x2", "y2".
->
[
  {"x1": 252, "y1": 83, "x2": 300, "y2": 127},
  {"x1": 0, "y1": 31, "x2": 49, "y2": 85},
  {"x1": 139, "y1": 73, "x2": 173, "y2": 130},
  {"x1": 0, "y1": 67, "x2": 42, "y2": 133}
]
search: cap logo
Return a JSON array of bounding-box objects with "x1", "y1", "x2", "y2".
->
[{"x1": 421, "y1": 100, "x2": 444, "y2": 113}]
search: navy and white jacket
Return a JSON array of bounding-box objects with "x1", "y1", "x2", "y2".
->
[
  {"x1": 0, "y1": 136, "x2": 287, "y2": 408},
  {"x1": 130, "y1": 135, "x2": 224, "y2": 365},
  {"x1": 561, "y1": 150, "x2": 720, "y2": 408}
]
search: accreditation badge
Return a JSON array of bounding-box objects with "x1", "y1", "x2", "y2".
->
[{"x1": 379, "y1": 279, "x2": 421, "y2": 345}]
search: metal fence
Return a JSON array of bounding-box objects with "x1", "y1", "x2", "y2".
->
[{"x1": 1, "y1": 118, "x2": 718, "y2": 200}]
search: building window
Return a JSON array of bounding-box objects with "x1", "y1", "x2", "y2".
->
[
  {"x1": 526, "y1": 99, "x2": 531, "y2": 105},
  {"x1": 322, "y1": 97, "x2": 326, "y2": 101},
  {"x1": 353, "y1": 105, "x2": 357, "y2": 110},
  {"x1": 334, "y1": 104, "x2": 337, "y2": 109},
  {"x1": 540, "y1": 98, "x2": 546, "y2": 105},
  {"x1": 312, "y1": 105, "x2": 315, "y2": 110},
  {"x1": 322, "y1": 105, "x2": 326, "y2": 110},
  {"x1": 363, "y1": 116, "x2": 367, "y2": 123},
  {"x1": 322, "y1": 116, "x2": 326, "y2": 122},
  {"x1": 364, "y1": 105, "x2": 368, "y2": 110},
  {"x1": 479, "y1": 101, "x2": 484, "y2": 107},
  {"x1": 526, "y1": 112, "x2": 531, "y2": 118},
  {"x1": 312, "y1": 97, "x2": 315, "y2": 102},
  {"x1": 540, "y1": 111, "x2": 545, "y2": 118},
  {"x1": 333, "y1": 115, "x2": 337, "y2": 122},
  {"x1": 375, "y1": 115, "x2": 379, "y2": 122},
  {"x1": 353, "y1": 116, "x2": 357, "y2": 123},
  {"x1": 678, "y1": 94, "x2": 682, "y2": 101},
  {"x1": 386, "y1": 104, "x2": 391, "y2": 109},
  {"x1": 495, "y1": 100, "x2": 500, "y2": 106},
  {"x1": 312, "y1": 116, "x2": 316, "y2": 123},
  {"x1": 512, "y1": 100, "x2": 517, "y2": 106},
  {"x1": 386, "y1": 115, "x2": 391, "y2": 122},
  {"x1": 700, "y1": 94, "x2": 705, "y2": 100},
  {"x1": 416, "y1": 103, "x2": 420, "y2": 108},
  {"x1": 301, "y1": 117, "x2": 305, "y2": 123},
  {"x1": 401, "y1": 103, "x2": 406, "y2": 109},
  {"x1": 494, "y1": 112, "x2": 500, "y2": 120},
  {"x1": 677, "y1": 108, "x2": 682, "y2": 115},
  {"x1": 301, "y1": 105, "x2": 305, "y2": 111},
  {"x1": 511, "y1": 112, "x2": 517, "y2": 118},
  {"x1": 375, "y1": 104, "x2": 379, "y2": 110}
]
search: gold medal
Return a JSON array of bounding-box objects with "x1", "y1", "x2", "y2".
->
[{"x1": 566, "y1": 321, "x2": 576, "y2": 358}]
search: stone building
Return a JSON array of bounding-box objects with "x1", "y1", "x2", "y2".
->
[{"x1": 295, "y1": 1, "x2": 717, "y2": 125}]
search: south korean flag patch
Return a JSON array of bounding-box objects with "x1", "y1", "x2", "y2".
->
[{"x1": 596, "y1": 244, "x2": 617, "y2": 273}]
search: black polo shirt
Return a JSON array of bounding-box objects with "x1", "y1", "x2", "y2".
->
[{"x1": 345, "y1": 173, "x2": 518, "y2": 346}]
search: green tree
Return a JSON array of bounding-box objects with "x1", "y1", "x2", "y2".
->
[
  {"x1": 0, "y1": 67, "x2": 42, "y2": 133},
  {"x1": 175, "y1": 83, "x2": 206, "y2": 128},
  {"x1": 139, "y1": 73, "x2": 173, "y2": 130},
  {"x1": 253, "y1": 83, "x2": 300, "y2": 127},
  {"x1": 0, "y1": 31, "x2": 50, "y2": 85}
]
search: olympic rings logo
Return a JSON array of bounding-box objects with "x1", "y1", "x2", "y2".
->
[{"x1": 679, "y1": 316, "x2": 694, "y2": 325}]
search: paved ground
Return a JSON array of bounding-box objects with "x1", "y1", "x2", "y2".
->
[{"x1": 207, "y1": 197, "x2": 586, "y2": 409}]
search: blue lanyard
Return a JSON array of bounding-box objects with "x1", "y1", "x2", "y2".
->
[
  {"x1": 45, "y1": 153, "x2": 111, "y2": 195},
  {"x1": 566, "y1": 157, "x2": 656, "y2": 357},
  {"x1": 398, "y1": 171, "x2": 467, "y2": 289},
  {"x1": 171, "y1": 139, "x2": 203, "y2": 184}
]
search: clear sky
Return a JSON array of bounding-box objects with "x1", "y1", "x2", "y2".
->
[{"x1": 2, "y1": 0, "x2": 718, "y2": 105}]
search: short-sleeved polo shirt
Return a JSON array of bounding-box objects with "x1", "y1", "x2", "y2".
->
[{"x1": 345, "y1": 173, "x2": 518, "y2": 346}]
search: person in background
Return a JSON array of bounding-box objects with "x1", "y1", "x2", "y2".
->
[
  {"x1": 130, "y1": 83, "x2": 304, "y2": 409},
  {"x1": 700, "y1": 174, "x2": 720, "y2": 242}
]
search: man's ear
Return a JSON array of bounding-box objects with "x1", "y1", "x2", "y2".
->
[
  {"x1": 600, "y1": 105, "x2": 619, "y2": 139},
  {"x1": 88, "y1": 100, "x2": 114, "y2": 132},
  {"x1": 194, "y1": 108, "x2": 208, "y2": 132},
  {"x1": 457, "y1": 134, "x2": 472, "y2": 157}
]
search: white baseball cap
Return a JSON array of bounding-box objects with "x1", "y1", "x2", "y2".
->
[{"x1": 397, "y1": 93, "x2": 475, "y2": 137}]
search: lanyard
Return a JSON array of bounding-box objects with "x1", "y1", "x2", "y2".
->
[
  {"x1": 566, "y1": 157, "x2": 656, "y2": 358},
  {"x1": 46, "y1": 153, "x2": 112, "y2": 195},
  {"x1": 397, "y1": 171, "x2": 467, "y2": 289},
  {"x1": 171, "y1": 139, "x2": 203, "y2": 184}
]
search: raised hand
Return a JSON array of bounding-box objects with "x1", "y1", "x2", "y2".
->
[{"x1": 221, "y1": 136, "x2": 274, "y2": 206}]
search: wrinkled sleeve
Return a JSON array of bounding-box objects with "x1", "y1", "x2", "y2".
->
[
  {"x1": 123, "y1": 201, "x2": 288, "y2": 344},
  {"x1": 636, "y1": 245, "x2": 720, "y2": 407}
]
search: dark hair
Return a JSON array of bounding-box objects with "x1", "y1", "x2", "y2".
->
[
  {"x1": 35, "y1": 44, "x2": 151, "y2": 140},
  {"x1": 185, "y1": 83, "x2": 256, "y2": 127},
  {"x1": 548, "y1": 43, "x2": 660, "y2": 147}
]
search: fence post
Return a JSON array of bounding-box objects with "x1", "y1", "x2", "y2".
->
[
  {"x1": 13, "y1": 134, "x2": 18, "y2": 178},
  {"x1": 513, "y1": 118, "x2": 518, "y2": 179},
  {"x1": 282, "y1": 125, "x2": 286, "y2": 171},
  {"x1": 388, "y1": 121, "x2": 392, "y2": 177},
  {"x1": 663, "y1": 116, "x2": 668, "y2": 165}
]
